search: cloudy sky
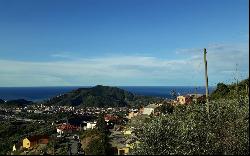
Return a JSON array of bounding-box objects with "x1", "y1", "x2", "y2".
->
[{"x1": 0, "y1": 0, "x2": 249, "y2": 86}]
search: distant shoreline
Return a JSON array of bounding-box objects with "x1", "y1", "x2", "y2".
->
[
  {"x1": 0, "y1": 85, "x2": 216, "y2": 88},
  {"x1": 0, "y1": 86, "x2": 215, "y2": 102}
]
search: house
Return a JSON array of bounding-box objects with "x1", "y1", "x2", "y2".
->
[
  {"x1": 139, "y1": 107, "x2": 144, "y2": 114},
  {"x1": 22, "y1": 135, "x2": 49, "y2": 149},
  {"x1": 188, "y1": 94, "x2": 206, "y2": 103},
  {"x1": 82, "y1": 121, "x2": 97, "y2": 130},
  {"x1": 110, "y1": 130, "x2": 129, "y2": 155},
  {"x1": 127, "y1": 111, "x2": 138, "y2": 119},
  {"x1": 177, "y1": 94, "x2": 205, "y2": 105},
  {"x1": 177, "y1": 95, "x2": 192, "y2": 105},
  {"x1": 86, "y1": 122, "x2": 96, "y2": 129},
  {"x1": 118, "y1": 147, "x2": 130, "y2": 155},
  {"x1": 104, "y1": 114, "x2": 119, "y2": 122},
  {"x1": 117, "y1": 137, "x2": 139, "y2": 155},
  {"x1": 56, "y1": 123, "x2": 79, "y2": 135},
  {"x1": 142, "y1": 104, "x2": 159, "y2": 115}
]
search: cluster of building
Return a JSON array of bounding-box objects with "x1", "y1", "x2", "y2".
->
[
  {"x1": 10, "y1": 104, "x2": 129, "y2": 116},
  {"x1": 176, "y1": 94, "x2": 206, "y2": 105},
  {"x1": 22, "y1": 135, "x2": 49, "y2": 149},
  {"x1": 113, "y1": 93, "x2": 206, "y2": 155},
  {"x1": 9, "y1": 93, "x2": 206, "y2": 155}
]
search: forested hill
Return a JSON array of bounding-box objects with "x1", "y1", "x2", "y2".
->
[
  {"x1": 0, "y1": 99, "x2": 33, "y2": 107},
  {"x1": 0, "y1": 99, "x2": 4, "y2": 104},
  {"x1": 210, "y1": 78, "x2": 249, "y2": 99},
  {"x1": 43, "y1": 85, "x2": 162, "y2": 107}
]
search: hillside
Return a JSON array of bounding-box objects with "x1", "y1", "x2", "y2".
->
[
  {"x1": 0, "y1": 99, "x2": 33, "y2": 107},
  {"x1": 0, "y1": 99, "x2": 4, "y2": 104},
  {"x1": 43, "y1": 85, "x2": 162, "y2": 107},
  {"x1": 210, "y1": 78, "x2": 249, "y2": 99}
]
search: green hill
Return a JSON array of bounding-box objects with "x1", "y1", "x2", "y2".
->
[
  {"x1": 0, "y1": 99, "x2": 33, "y2": 108},
  {"x1": 43, "y1": 85, "x2": 162, "y2": 107},
  {"x1": 210, "y1": 78, "x2": 249, "y2": 99}
]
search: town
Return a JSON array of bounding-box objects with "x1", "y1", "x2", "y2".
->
[{"x1": 0, "y1": 93, "x2": 206, "y2": 155}]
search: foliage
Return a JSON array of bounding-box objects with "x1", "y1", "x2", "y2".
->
[
  {"x1": 210, "y1": 83, "x2": 230, "y2": 99},
  {"x1": 0, "y1": 99, "x2": 33, "y2": 108},
  {"x1": 126, "y1": 114, "x2": 151, "y2": 130},
  {"x1": 131, "y1": 97, "x2": 249, "y2": 155},
  {"x1": 96, "y1": 113, "x2": 109, "y2": 135},
  {"x1": 0, "y1": 120, "x2": 55, "y2": 154},
  {"x1": 210, "y1": 78, "x2": 249, "y2": 100},
  {"x1": 85, "y1": 134, "x2": 107, "y2": 155},
  {"x1": 43, "y1": 85, "x2": 163, "y2": 107},
  {"x1": 155, "y1": 102, "x2": 174, "y2": 114},
  {"x1": 81, "y1": 128, "x2": 110, "y2": 155}
]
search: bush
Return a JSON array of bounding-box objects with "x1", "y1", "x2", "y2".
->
[
  {"x1": 131, "y1": 98, "x2": 249, "y2": 155},
  {"x1": 80, "y1": 125, "x2": 111, "y2": 155},
  {"x1": 155, "y1": 102, "x2": 174, "y2": 114}
]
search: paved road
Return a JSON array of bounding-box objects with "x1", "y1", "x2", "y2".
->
[
  {"x1": 70, "y1": 139, "x2": 79, "y2": 154},
  {"x1": 66, "y1": 134, "x2": 83, "y2": 155}
]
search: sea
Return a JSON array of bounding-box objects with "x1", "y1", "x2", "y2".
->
[{"x1": 0, "y1": 86, "x2": 216, "y2": 102}]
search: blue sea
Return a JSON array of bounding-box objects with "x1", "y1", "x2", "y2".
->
[{"x1": 0, "y1": 86, "x2": 215, "y2": 102}]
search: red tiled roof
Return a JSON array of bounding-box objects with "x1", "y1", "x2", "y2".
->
[
  {"x1": 104, "y1": 114, "x2": 119, "y2": 121},
  {"x1": 57, "y1": 124, "x2": 79, "y2": 131}
]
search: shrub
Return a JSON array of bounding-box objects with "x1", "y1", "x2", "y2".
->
[{"x1": 131, "y1": 98, "x2": 249, "y2": 155}]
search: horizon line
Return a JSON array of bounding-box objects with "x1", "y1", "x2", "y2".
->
[{"x1": 0, "y1": 85, "x2": 216, "y2": 88}]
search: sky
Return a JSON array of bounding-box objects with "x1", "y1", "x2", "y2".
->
[{"x1": 0, "y1": 0, "x2": 249, "y2": 87}]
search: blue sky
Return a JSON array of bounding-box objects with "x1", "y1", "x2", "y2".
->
[{"x1": 0, "y1": 0, "x2": 249, "y2": 86}]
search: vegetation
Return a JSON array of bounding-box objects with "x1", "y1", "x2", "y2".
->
[
  {"x1": 0, "y1": 99, "x2": 33, "y2": 108},
  {"x1": 210, "y1": 83, "x2": 230, "y2": 99},
  {"x1": 79, "y1": 115, "x2": 110, "y2": 155},
  {"x1": 80, "y1": 115, "x2": 112, "y2": 155},
  {"x1": 0, "y1": 99, "x2": 4, "y2": 104},
  {"x1": 43, "y1": 85, "x2": 162, "y2": 108},
  {"x1": 131, "y1": 99, "x2": 249, "y2": 155},
  {"x1": 154, "y1": 101, "x2": 174, "y2": 114},
  {"x1": 210, "y1": 77, "x2": 249, "y2": 100},
  {"x1": 96, "y1": 113, "x2": 109, "y2": 135},
  {"x1": 0, "y1": 120, "x2": 55, "y2": 155},
  {"x1": 131, "y1": 78, "x2": 249, "y2": 155},
  {"x1": 1, "y1": 79, "x2": 248, "y2": 155}
]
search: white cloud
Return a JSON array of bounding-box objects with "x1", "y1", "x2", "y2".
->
[
  {"x1": 0, "y1": 43, "x2": 248, "y2": 86},
  {"x1": 175, "y1": 42, "x2": 249, "y2": 84},
  {"x1": 50, "y1": 52, "x2": 77, "y2": 60}
]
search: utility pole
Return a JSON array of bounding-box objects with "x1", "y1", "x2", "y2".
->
[
  {"x1": 195, "y1": 87, "x2": 198, "y2": 103},
  {"x1": 246, "y1": 84, "x2": 249, "y2": 97},
  {"x1": 235, "y1": 63, "x2": 239, "y2": 102},
  {"x1": 52, "y1": 134, "x2": 55, "y2": 155},
  {"x1": 204, "y1": 48, "x2": 209, "y2": 113}
]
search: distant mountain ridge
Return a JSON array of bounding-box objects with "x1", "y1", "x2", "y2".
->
[
  {"x1": 43, "y1": 85, "x2": 162, "y2": 107},
  {"x1": 0, "y1": 99, "x2": 33, "y2": 107}
]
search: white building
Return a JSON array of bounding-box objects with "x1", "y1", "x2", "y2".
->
[
  {"x1": 142, "y1": 104, "x2": 159, "y2": 115},
  {"x1": 57, "y1": 128, "x2": 64, "y2": 135},
  {"x1": 83, "y1": 121, "x2": 97, "y2": 130}
]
